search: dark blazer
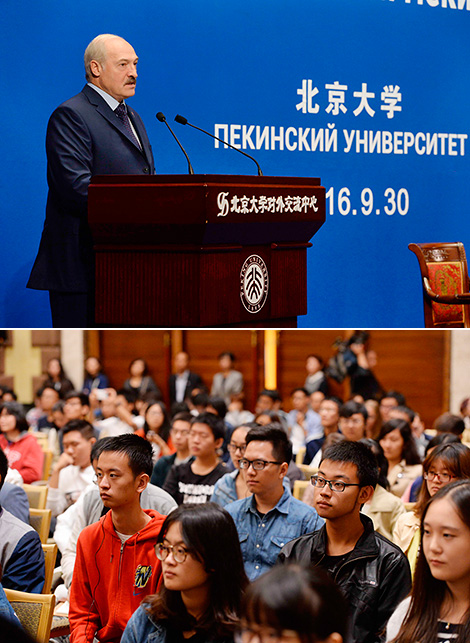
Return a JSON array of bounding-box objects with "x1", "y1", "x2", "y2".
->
[
  {"x1": 27, "y1": 84, "x2": 155, "y2": 292},
  {"x1": 169, "y1": 371, "x2": 204, "y2": 405}
]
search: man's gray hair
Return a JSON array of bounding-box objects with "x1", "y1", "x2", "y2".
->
[{"x1": 84, "y1": 34, "x2": 121, "y2": 81}]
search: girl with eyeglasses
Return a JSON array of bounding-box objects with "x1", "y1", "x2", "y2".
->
[
  {"x1": 239, "y1": 563, "x2": 348, "y2": 643},
  {"x1": 392, "y1": 442, "x2": 470, "y2": 575},
  {"x1": 387, "y1": 480, "x2": 470, "y2": 643},
  {"x1": 121, "y1": 503, "x2": 248, "y2": 643},
  {"x1": 211, "y1": 423, "x2": 258, "y2": 507}
]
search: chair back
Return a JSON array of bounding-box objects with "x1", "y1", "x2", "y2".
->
[
  {"x1": 23, "y1": 484, "x2": 48, "y2": 510},
  {"x1": 4, "y1": 588, "x2": 55, "y2": 643},
  {"x1": 295, "y1": 446, "x2": 306, "y2": 465},
  {"x1": 293, "y1": 479, "x2": 310, "y2": 501},
  {"x1": 41, "y1": 450, "x2": 54, "y2": 481},
  {"x1": 29, "y1": 508, "x2": 52, "y2": 544},
  {"x1": 409, "y1": 242, "x2": 470, "y2": 327},
  {"x1": 42, "y1": 542, "x2": 58, "y2": 594}
]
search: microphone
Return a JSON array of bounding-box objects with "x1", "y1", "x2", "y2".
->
[
  {"x1": 174, "y1": 114, "x2": 263, "y2": 176},
  {"x1": 156, "y1": 112, "x2": 194, "y2": 175}
]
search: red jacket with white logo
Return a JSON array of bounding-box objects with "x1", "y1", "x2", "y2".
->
[{"x1": 69, "y1": 508, "x2": 165, "y2": 643}]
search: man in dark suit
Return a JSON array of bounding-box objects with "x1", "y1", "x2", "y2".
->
[
  {"x1": 27, "y1": 34, "x2": 155, "y2": 327},
  {"x1": 169, "y1": 351, "x2": 204, "y2": 407}
]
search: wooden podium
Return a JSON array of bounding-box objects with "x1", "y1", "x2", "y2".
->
[{"x1": 88, "y1": 174, "x2": 325, "y2": 327}]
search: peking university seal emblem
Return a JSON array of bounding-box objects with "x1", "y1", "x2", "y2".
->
[{"x1": 240, "y1": 255, "x2": 269, "y2": 313}]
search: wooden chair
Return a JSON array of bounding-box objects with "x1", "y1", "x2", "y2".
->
[
  {"x1": 293, "y1": 479, "x2": 310, "y2": 501},
  {"x1": 4, "y1": 588, "x2": 55, "y2": 643},
  {"x1": 41, "y1": 449, "x2": 54, "y2": 481},
  {"x1": 298, "y1": 464, "x2": 318, "y2": 480},
  {"x1": 23, "y1": 484, "x2": 48, "y2": 509},
  {"x1": 29, "y1": 430, "x2": 50, "y2": 450},
  {"x1": 295, "y1": 446, "x2": 306, "y2": 465},
  {"x1": 408, "y1": 242, "x2": 470, "y2": 327},
  {"x1": 29, "y1": 508, "x2": 52, "y2": 544},
  {"x1": 41, "y1": 542, "x2": 58, "y2": 594}
]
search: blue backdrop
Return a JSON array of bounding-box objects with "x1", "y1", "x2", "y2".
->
[{"x1": 2, "y1": 0, "x2": 469, "y2": 327}]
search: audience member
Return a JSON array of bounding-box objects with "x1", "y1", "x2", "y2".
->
[
  {"x1": 42, "y1": 357, "x2": 74, "y2": 396},
  {"x1": 59, "y1": 438, "x2": 176, "y2": 589},
  {"x1": 0, "y1": 475, "x2": 29, "y2": 524},
  {"x1": 379, "y1": 391, "x2": 406, "y2": 423},
  {"x1": 338, "y1": 400, "x2": 368, "y2": 442},
  {"x1": 348, "y1": 339, "x2": 384, "y2": 401},
  {"x1": 240, "y1": 564, "x2": 349, "y2": 643},
  {"x1": 279, "y1": 440, "x2": 411, "y2": 643},
  {"x1": 47, "y1": 419, "x2": 96, "y2": 517},
  {"x1": 225, "y1": 393, "x2": 255, "y2": 428},
  {"x1": 0, "y1": 402, "x2": 44, "y2": 483},
  {"x1": 226, "y1": 425, "x2": 323, "y2": 580},
  {"x1": 287, "y1": 388, "x2": 322, "y2": 456},
  {"x1": 433, "y1": 412, "x2": 465, "y2": 438},
  {"x1": 359, "y1": 438, "x2": 407, "y2": 541},
  {"x1": 69, "y1": 434, "x2": 167, "y2": 643},
  {"x1": 150, "y1": 412, "x2": 192, "y2": 488},
  {"x1": 163, "y1": 413, "x2": 227, "y2": 504},
  {"x1": 169, "y1": 351, "x2": 204, "y2": 405},
  {"x1": 211, "y1": 352, "x2": 244, "y2": 406},
  {"x1": 378, "y1": 419, "x2": 422, "y2": 497},
  {"x1": 304, "y1": 354, "x2": 329, "y2": 395},
  {"x1": 122, "y1": 358, "x2": 161, "y2": 399},
  {"x1": 36, "y1": 384, "x2": 61, "y2": 431},
  {"x1": 392, "y1": 442, "x2": 470, "y2": 575},
  {"x1": 122, "y1": 503, "x2": 248, "y2": 643},
  {"x1": 364, "y1": 399, "x2": 381, "y2": 439},
  {"x1": 0, "y1": 447, "x2": 44, "y2": 593},
  {"x1": 387, "y1": 480, "x2": 470, "y2": 643},
  {"x1": 136, "y1": 400, "x2": 173, "y2": 462},
  {"x1": 64, "y1": 391, "x2": 91, "y2": 423},
  {"x1": 389, "y1": 405, "x2": 429, "y2": 458},
  {"x1": 310, "y1": 390, "x2": 326, "y2": 415},
  {"x1": 187, "y1": 390, "x2": 210, "y2": 416},
  {"x1": 82, "y1": 356, "x2": 109, "y2": 395},
  {"x1": 211, "y1": 423, "x2": 253, "y2": 506},
  {"x1": 304, "y1": 397, "x2": 342, "y2": 465},
  {"x1": 93, "y1": 389, "x2": 135, "y2": 437}
]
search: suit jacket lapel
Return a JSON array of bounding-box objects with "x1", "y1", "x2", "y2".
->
[{"x1": 81, "y1": 85, "x2": 149, "y2": 161}]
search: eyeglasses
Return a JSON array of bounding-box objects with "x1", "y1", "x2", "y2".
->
[
  {"x1": 311, "y1": 475, "x2": 361, "y2": 493},
  {"x1": 424, "y1": 470, "x2": 455, "y2": 483},
  {"x1": 237, "y1": 626, "x2": 300, "y2": 643},
  {"x1": 155, "y1": 543, "x2": 190, "y2": 564},
  {"x1": 239, "y1": 458, "x2": 283, "y2": 471},
  {"x1": 228, "y1": 443, "x2": 246, "y2": 454}
]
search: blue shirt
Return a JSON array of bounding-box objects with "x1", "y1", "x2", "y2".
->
[{"x1": 226, "y1": 487, "x2": 324, "y2": 580}]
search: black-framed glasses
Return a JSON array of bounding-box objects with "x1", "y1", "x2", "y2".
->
[
  {"x1": 228, "y1": 443, "x2": 246, "y2": 454},
  {"x1": 239, "y1": 458, "x2": 283, "y2": 471},
  {"x1": 423, "y1": 470, "x2": 455, "y2": 483},
  {"x1": 155, "y1": 543, "x2": 190, "y2": 564},
  {"x1": 311, "y1": 474, "x2": 361, "y2": 493}
]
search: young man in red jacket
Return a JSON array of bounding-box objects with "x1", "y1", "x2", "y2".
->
[{"x1": 69, "y1": 434, "x2": 167, "y2": 643}]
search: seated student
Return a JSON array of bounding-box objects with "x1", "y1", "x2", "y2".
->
[
  {"x1": 69, "y1": 434, "x2": 167, "y2": 643},
  {"x1": 0, "y1": 447, "x2": 44, "y2": 593},
  {"x1": 122, "y1": 503, "x2": 248, "y2": 643},
  {"x1": 47, "y1": 419, "x2": 96, "y2": 517},
  {"x1": 240, "y1": 564, "x2": 348, "y2": 643},
  {"x1": 211, "y1": 423, "x2": 254, "y2": 506},
  {"x1": 304, "y1": 396, "x2": 342, "y2": 465},
  {"x1": 36, "y1": 384, "x2": 61, "y2": 431},
  {"x1": 137, "y1": 401, "x2": 174, "y2": 462},
  {"x1": 0, "y1": 402, "x2": 44, "y2": 483},
  {"x1": 92, "y1": 389, "x2": 135, "y2": 438},
  {"x1": 42, "y1": 357, "x2": 75, "y2": 397},
  {"x1": 279, "y1": 440, "x2": 411, "y2": 643},
  {"x1": 0, "y1": 450, "x2": 29, "y2": 523},
  {"x1": 211, "y1": 352, "x2": 244, "y2": 406},
  {"x1": 122, "y1": 358, "x2": 161, "y2": 399},
  {"x1": 378, "y1": 419, "x2": 422, "y2": 498},
  {"x1": 150, "y1": 412, "x2": 192, "y2": 489},
  {"x1": 82, "y1": 356, "x2": 109, "y2": 396},
  {"x1": 163, "y1": 412, "x2": 227, "y2": 505},
  {"x1": 338, "y1": 400, "x2": 368, "y2": 442},
  {"x1": 387, "y1": 480, "x2": 470, "y2": 643},
  {"x1": 287, "y1": 388, "x2": 322, "y2": 456},
  {"x1": 226, "y1": 425, "x2": 323, "y2": 580},
  {"x1": 58, "y1": 438, "x2": 176, "y2": 590}
]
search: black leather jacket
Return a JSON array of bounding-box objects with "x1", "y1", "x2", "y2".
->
[{"x1": 278, "y1": 514, "x2": 411, "y2": 643}]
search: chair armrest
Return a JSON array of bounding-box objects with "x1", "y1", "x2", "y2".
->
[{"x1": 423, "y1": 278, "x2": 470, "y2": 304}]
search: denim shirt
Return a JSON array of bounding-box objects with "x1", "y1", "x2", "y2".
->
[
  {"x1": 226, "y1": 487, "x2": 324, "y2": 580},
  {"x1": 122, "y1": 604, "x2": 235, "y2": 643}
]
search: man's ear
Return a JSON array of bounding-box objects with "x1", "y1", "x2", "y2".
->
[
  {"x1": 279, "y1": 461, "x2": 289, "y2": 479},
  {"x1": 358, "y1": 484, "x2": 375, "y2": 505},
  {"x1": 214, "y1": 437, "x2": 224, "y2": 451},
  {"x1": 136, "y1": 473, "x2": 150, "y2": 493},
  {"x1": 89, "y1": 59, "x2": 102, "y2": 78}
]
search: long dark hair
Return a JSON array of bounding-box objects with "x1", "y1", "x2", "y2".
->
[
  {"x1": 242, "y1": 564, "x2": 348, "y2": 643},
  {"x1": 378, "y1": 419, "x2": 421, "y2": 465},
  {"x1": 143, "y1": 401, "x2": 171, "y2": 442},
  {"x1": 146, "y1": 503, "x2": 248, "y2": 636},
  {"x1": 393, "y1": 480, "x2": 470, "y2": 643}
]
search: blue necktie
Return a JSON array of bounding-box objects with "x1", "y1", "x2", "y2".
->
[{"x1": 115, "y1": 103, "x2": 141, "y2": 149}]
